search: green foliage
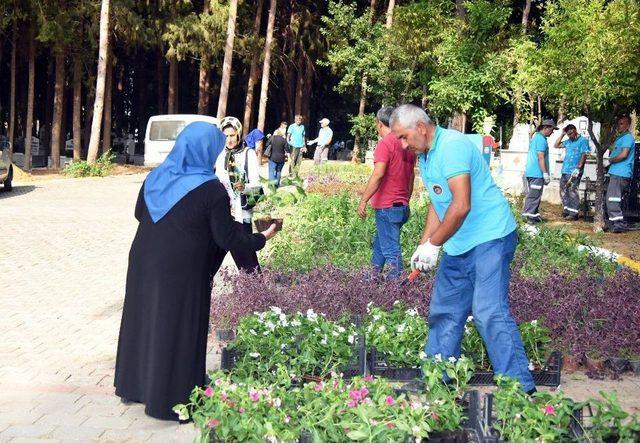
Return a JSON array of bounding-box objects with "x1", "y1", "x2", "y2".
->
[
  {"x1": 252, "y1": 177, "x2": 307, "y2": 217},
  {"x1": 515, "y1": 224, "x2": 617, "y2": 279},
  {"x1": 262, "y1": 193, "x2": 428, "y2": 272},
  {"x1": 321, "y1": 1, "x2": 390, "y2": 101},
  {"x1": 348, "y1": 114, "x2": 377, "y2": 151},
  {"x1": 62, "y1": 151, "x2": 115, "y2": 177}
]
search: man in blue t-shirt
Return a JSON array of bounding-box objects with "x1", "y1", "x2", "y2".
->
[
  {"x1": 287, "y1": 115, "x2": 306, "y2": 177},
  {"x1": 606, "y1": 115, "x2": 636, "y2": 233},
  {"x1": 522, "y1": 119, "x2": 557, "y2": 223},
  {"x1": 390, "y1": 104, "x2": 535, "y2": 395},
  {"x1": 554, "y1": 124, "x2": 590, "y2": 220}
]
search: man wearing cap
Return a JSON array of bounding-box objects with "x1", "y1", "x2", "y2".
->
[
  {"x1": 554, "y1": 124, "x2": 590, "y2": 220},
  {"x1": 287, "y1": 115, "x2": 307, "y2": 177},
  {"x1": 522, "y1": 119, "x2": 557, "y2": 223},
  {"x1": 606, "y1": 115, "x2": 636, "y2": 233},
  {"x1": 389, "y1": 104, "x2": 536, "y2": 395},
  {"x1": 309, "y1": 118, "x2": 334, "y2": 165},
  {"x1": 357, "y1": 106, "x2": 416, "y2": 280}
]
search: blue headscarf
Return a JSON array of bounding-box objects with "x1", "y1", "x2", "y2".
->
[
  {"x1": 143, "y1": 121, "x2": 225, "y2": 223},
  {"x1": 244, "y1": 129, "x2": 265, "y2": 149}
]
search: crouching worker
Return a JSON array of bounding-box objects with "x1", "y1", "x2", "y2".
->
[{"x1": 390, "y1": 104, "x2": 536, "y2": 394}]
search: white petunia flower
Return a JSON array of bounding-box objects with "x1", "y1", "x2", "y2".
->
[
  {"x1": 249, "y1": 352, "x2": 261, "y2": 358},
  {"x1": 394, "y1": 300, "x2": 401, "y2": 305},
  {"x1": 378, "y1": 325, "x2": 385, "y2": 333},
  {"x1": 279, "y1": 313, "x2": 287, "y2": 322},
  {"x1": 347, "y1": 335, "x2": 355, "y2": 344},
  {"x1": 321, "y1": 336, "x2": 328, "y2": 345},
  {"x1": 336, "y1": 326, "x2": 346, "y2": 333},
  {"x1": 448, "y1": 356, "x2": 457, "y2": 363},
  {"x1": 291, "y1": 319, "x2": 301, "y2": 327},
  {"x1": 373, "y1": 314, "x2": 381, "y2": 321},
  {"x1": 273, "y1": 397, "x2": 282, "y2": 408},
  {"x1": 265, "y1": 321, "x2": 276, "y2": 330},
  {"x1": 332, "y1": 331, "x2": 339, "y2": 337},
  {"x1": 407, "y1": 309, "x2": 418, "y2": 317},
  {"x1": 419, "y1": 351, "x2": 427, "y2": 360},
  {"x1": 528, "y1": 361, "x2": 535, "y2": 371},
  {"x1": 281, "y1": 344, "x2": 286, "y2": 350},
  {"x1": 263, "y1": 331, "x2": 269, "y2": 336},
  {"x1": 270, "y1": 306, "x2": 282, "y2": 314},
  {"x1": 250, "y1": 329, "x2": 257, "y2": 336},
  {"x1": 531, "y1": 320, "x2": 538, "y2": 326},
  {"x1": 412, "y1": 425, "x2": 421, "y2": 436},
  {"x1": 397, "y1": 324, "x2": 406, "y2": 333},
  {"x1": 466, "y1": 315, "x2": 474, "y2": 323},
  {"x1": 434, "y1": 354, "x2": 442, "y2": 363}
]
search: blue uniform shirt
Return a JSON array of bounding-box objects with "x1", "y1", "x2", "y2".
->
[
  {"x1": 608, "y1": 131, "x2": 636, "y2": 178},
  {"x1": 418, "y1": 126, "x2": 517, "y2": 256},
  {"x1": 287, "y1": 123, "x2": 306, "y2": 148},
  {"x1": 561, "y1": 135, "x2": 590, "y2": 174},
  {"x1": 525, "y1": 132, "x2": 549, "y2": 178}
]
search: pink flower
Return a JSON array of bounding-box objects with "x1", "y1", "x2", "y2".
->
[
  {"x1": 284, "y1": 416, "x2": 291, "y2": 424},
  {"x1": 431, "y1": 412, "x2": 440, "y2": 421},
  {"x1": 385, "y1": 396, "x2": 394, "y2": 406},
  {"x1": 543, "y1": 404, "x2": 556, "y2": 415},
  {"x1": 363, "y1": 375, "x2": 374, "y2": 382},
  {"x1": 220, "y1": 392, "x2": 228, "y2": 401},
  {"x1": 314, "y1": 382, "x2": 324, "y2": 392},
  {"x1": 208, "y1": 418, "x2": 220, "y2": 427},
  {"x1": 249, "y1": 389, "x2": 260, "y2": 402},
  {"x1": 203, "y1": 387, "x2": 214, "y2": 397},
  {"x1": 386, "y1": 422, "x2": 394, "y2": 428},
  {"x1": 214, "y1": 378, "x2": 223, "y2": 386},
  {"x1": 359, "y1": 387, "x2": 369, "y2": 398},
  {"x1": 348, "y1": 390, "x2": 362, "y2": 401},
  {"x1": 347, "y1": 399, "x2": 358, "y2": 408},
  {"x1": 239, "y1": 407, "x2": 245, "y2": 413},
  {"x1": 332, "y1": 380, "x2": 340, "y2": 390}
]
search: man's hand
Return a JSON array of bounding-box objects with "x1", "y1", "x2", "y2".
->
[
  {"x1": 233, "y1": 181, "x2": 245, "y2": 192},
  {"x1": 571, "y1": 168, "x2": 580, "y2": 179},
  {"x1": 543, "y1": 173, "x2": 551, "y2": 185},
  {"x1": 357, "y1": 201, "x2": 367, "y2": 219},
  {"x1": 411, "y1": 239, "x2": 442, "y2": 272}
]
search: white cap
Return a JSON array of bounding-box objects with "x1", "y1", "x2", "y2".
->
[{"x1": 319, "y1": 118, "x2": 330, "y2": 125}]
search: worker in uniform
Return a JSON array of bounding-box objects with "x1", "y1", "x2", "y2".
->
[
  {"x1": 606, "y1": 115, "x2": 636, "y2": 233},
  {"x1": 554, "y1": 124, "x2": 589, "y2": 220},
  {"x1": 390, "y1": 104, "x2": 535, "y2": 394},
  {"x1": 522, "y1": 119, "x2": 557, "y2": 223}
]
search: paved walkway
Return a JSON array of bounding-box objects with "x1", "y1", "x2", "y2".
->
[{"x1": 1, "y1": 173, "x2": 639, "y2": 442}]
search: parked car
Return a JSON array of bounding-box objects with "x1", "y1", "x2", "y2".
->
[
  {"x1": 0, "y1": 140, "x2": 13, "y2": 191},
  {"x1": 144, "y1": 114, "x2": 220, "y2": 166}
]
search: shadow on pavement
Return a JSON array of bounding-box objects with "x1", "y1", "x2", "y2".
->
[{"x1": 0, "y1": 185, "x2": 36, "y2": 199}]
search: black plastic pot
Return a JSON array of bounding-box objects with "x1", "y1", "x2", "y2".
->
[
  {"x1": 215, "y1": 329, "x2": 235, "y2": 342},
  {"x1": 469, "y1": 351, "x2": 562, "y2": 387},
  {"x1": 629, "y1": 360, "x2": 640, "y2": 375},
  {"x1": 606, "y1": 357, "x2": 629, "y2": 374},
  {"x1": 368, "y1": 347, "x2": 422, "y2": 382}
]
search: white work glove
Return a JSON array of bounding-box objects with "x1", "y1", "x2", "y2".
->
[
  {"x1": 571, "y1": 168, "x2": 580, "y2": 179},
  {"x1": 543, "y1": 173, "x2": 551, "y2": 185},
  {"x1": 411, "y1": 239, "x2": 441, "y2": 272}
]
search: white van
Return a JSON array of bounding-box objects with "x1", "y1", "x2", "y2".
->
[{"x1": 144, "y1": 114, "x2": 220, "y2": 166}]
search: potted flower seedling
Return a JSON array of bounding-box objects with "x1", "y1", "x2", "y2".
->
[
  {"x1": 585, "y1": 351, "x2": 605, "y2": 373},
  {"x1": 252, "y1": 177, "x2": 306, "y2": 232}
]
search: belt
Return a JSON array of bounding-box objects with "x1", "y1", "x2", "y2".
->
[{"x1": 392, "y1": 202, "x2": 406, "y2": 207}]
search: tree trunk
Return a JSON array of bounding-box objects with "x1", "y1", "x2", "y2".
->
[
  {"x1": 157, "y1": 50, "x2": 165, "y2": 114},
  {"x1": 197, "y1": 0, "x2": 212, "y2": 115},
  {"x1": 521, "y1": 0, "x2": 533, "y2": 34},
  {"x1": 385, "y1": 0, "x2": 395, "y2": 29},
  {"x1": 294, "y1": 56, "x2": 305, "y2": 117},
  {"x1": 351, "y1": 76, "x2": 368, "y2": 163},
  {"x1": 257, "y1": 0, "x2": 277, "y2": 133},
  {"x1": 167, "y1": 55, "x2": 178, "y2": 114},
  {"x1": 8, "y1": 23, "x2": 17, "y2": 160},
  {"x1": 302, "y1": 56, "x2": 313, "y2": 123},
  {"x1": 217, "y1": 0, "x2": 239, "y2": 119},
  {"x1": 456, "y1": 0, "x2": 466, "y2": 19},
  {"x1": 50, "y1": 52, "x2": 65, "y2": 170},
  {"x1": 24, "y1": 27, "x2": 35, "y2": 171},
  {"x1": 242, "y1": 0, "x2": 265, "y2": 131},
  {"x1": 102, "y1": 48, "x2": 113, "y2": 155},
  {"x1": 587, "y1": 114, "x2": 616, "y2": 232},
  {"x1": 537, "y1": 95, "x2": 542, "y2": 124},
  {"x1": 72, "y1": 57, "x2": 82, "y2": 161},
  {"x1": 87, "y1": 0, "x2": 110, "y2": 164}
]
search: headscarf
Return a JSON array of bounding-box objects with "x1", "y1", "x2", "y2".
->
[
  {"x1": 143, "y1": 121, "x2": 225, "y2": 223},
  {"x1": 244, "y1": 129, "x2": 265, "y2": 149}
]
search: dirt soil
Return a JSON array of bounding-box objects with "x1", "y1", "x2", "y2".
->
[
  {"x1": 539, "y1": 201, "x2": 640, "y2": 260},
  {"x1": 12, "y1": 163, "x2": 152, "y2": 182}
]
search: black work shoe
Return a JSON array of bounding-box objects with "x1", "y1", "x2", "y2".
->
[
  {"x1": 526, "y1": 387, "x2": 537, "y2": 396},
  {"x1": 611, "y1": 225, "x2": 627, "y2": 233}
]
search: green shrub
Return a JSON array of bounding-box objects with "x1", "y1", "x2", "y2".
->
[
  {"x1": 262, "y1": 192, "x2": 428, "y2": 271},
  {"x1": 62, "y1": 151, "x2": 115, "y2": 177}
]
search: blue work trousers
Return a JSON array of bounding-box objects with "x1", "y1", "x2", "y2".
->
[
  {"x1": 371, "y1": 205, "x2": 410, "y2": 280},
  {"x1": 425, "y1": 230, "x2": 535, "y2": 392},
  {"x1": 268, "y1": 160, "x2": 285, "y2": 187}
]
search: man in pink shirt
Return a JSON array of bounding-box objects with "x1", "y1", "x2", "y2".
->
[{"x1": 357, "y1": 106, "x2": 417, "y2": 279}]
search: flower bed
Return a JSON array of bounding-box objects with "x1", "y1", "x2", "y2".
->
[
  {"x1": 221, "y1": 308, "x2": 364, "y2": 381},
  {"x1": 175, "y1": 366, "x2": 480, "y2": 443},
  {"x1": 211, "y1": 266, "x2": 640, "y2": 363}
]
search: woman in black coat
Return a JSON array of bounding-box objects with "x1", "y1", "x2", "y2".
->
[{"x1": 114, "y1": 122, "x2": 277, "y2": 420}]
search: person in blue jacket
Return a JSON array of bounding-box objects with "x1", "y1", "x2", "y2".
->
[
  {"x1": 390, "y1": 104, "x2": 535, "y2": 395},
  {"x1": 522, "y1": 119, "x2": 557, "y2": 223},
  {"x1": 606, "y1": 115, "x2": 636, "y2": 233},
  {"x1": 554, "y1": 124, "x2": 590, "y2": 220}
]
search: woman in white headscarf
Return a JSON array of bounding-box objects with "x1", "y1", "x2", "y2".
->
[{"x1": 214, "y1": 116, "x2": 264, "y2": 272}]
